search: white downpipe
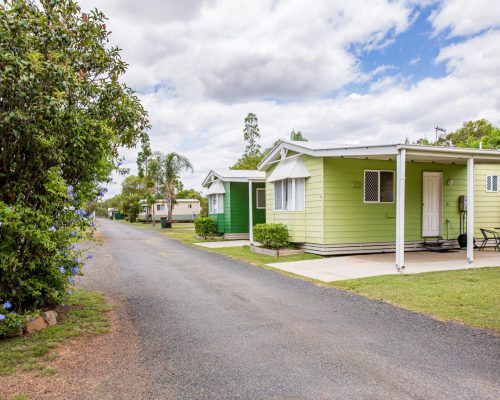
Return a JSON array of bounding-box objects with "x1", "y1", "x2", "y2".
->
[
  {"x1": 467, "y1": 157, "x2": 474, "y2": 264},
  {"x1": 249, "y1": 180, "x2": 253, "y2": 244},
  {"x1": 396, "y1": 149, "x2": 406, "y2": 270}
]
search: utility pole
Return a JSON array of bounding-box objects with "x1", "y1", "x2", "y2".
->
[{"x1": 434, "y1": 126, "x2": 446, "y2": 145}]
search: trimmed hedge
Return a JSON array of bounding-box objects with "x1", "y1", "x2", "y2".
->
[
  {"x1": 194, "y1": 217, "x2": 217, "y2": 239},
  {"x1": 253, "y1": 223, "x2": 289, "y2": 249}
]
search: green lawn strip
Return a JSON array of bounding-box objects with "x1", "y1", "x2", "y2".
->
[
  {"x1": 330, "y1": 267, "x2": 500, "y2": 330},
  {"x1": 0, "y1": 290, "x2": 112, "y2": 376},
  {"x1": 214, "y1": 245, "x2": 321, "y2": 269}
]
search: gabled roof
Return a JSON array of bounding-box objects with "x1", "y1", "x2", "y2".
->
[
  {"x1": 258, "y1": 140, "x2": 500, "y2": 170},
  {"x1": 202, "y1": 169, "x2": 266, "y2": 187}
]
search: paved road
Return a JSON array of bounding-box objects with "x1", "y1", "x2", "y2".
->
[{"x1": 83, "y1": 219, "x2": 500, "y2": 400}]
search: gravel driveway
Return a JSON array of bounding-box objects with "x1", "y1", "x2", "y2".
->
[{"x1": 81, "y1": 218, "x2": 500, "y2": 400}]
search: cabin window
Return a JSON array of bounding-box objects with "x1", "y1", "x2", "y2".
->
[
  {"x1": 208, "y1": 194, "x2": 224, "y2": 214},
  {"x1": 486, "y1": 175, "x2": 498, "y2": 192},
  {"x1": 256, "y1": 188, "x2": 266, "y2": 209},
  {"x1": 274, "y1": 178, "x2": 305, "y2": 211},
  {"x1": 142, "y1": 206, "x2": 148, "y2": 213},
  {"x1": 188, "y1": 204, "x2": 192, "y2": 209},
  {"x1": 364, "y1": 170, "x2": 394, "y2": 203},
  {"x1": 157, "y1": 204, "x2": 165, "y2": 211}
]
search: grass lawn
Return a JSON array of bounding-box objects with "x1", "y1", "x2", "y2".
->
[
  {"x1": 331, "y1": 267, "x2": 500, "y2": 330},
  {"x1": 214, "y1": 245, "x2": 321, "y2": 270},
  {"x1": 0, "y1": 290, "x2": 112, "y2": 376}
]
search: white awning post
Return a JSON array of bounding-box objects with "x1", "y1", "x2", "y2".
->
[
  {"x1": 467, "y1": 157, "x2": 474, "y2": 264},
  {"x1": 249, "y1": 179, "x2": 254, "y2": 244},
  {"x1": 396, "y1": 148, "x2": 406, "y2": 271}
]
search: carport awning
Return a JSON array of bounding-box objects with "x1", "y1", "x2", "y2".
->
[
  {"x1": 267, "y1": 156, "x2": 310, "y2": 182},
  {"x1": 206, "y1": 179, "x2": 225, "y2": 195}
]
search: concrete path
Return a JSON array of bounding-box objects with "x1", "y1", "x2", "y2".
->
[
  {"x1": 268, "y1": 250, "x2": 500, "y2": 282},
  {"x1": 194, "y1": 239, "x2": 250, "y2": 248},
  {"x1": 81, "y1": 219, "x2": 500, "y2": 400}
]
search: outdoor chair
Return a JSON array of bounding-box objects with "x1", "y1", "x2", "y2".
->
[{"x1": 479, "y1": 229, "x2": 500, "y2": 251}]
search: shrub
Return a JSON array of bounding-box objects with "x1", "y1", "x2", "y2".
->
[
  {"x1": 253, "y1": 223, "x2": 289, "y2": 249},
  {"x1": 0, "y1": 301, "x2": 30, "y2": 338},
  {"x1": 0, "y1": 1, "x2": 148, "y2": 315},
  {"x1": 195, "y1": 217, "x2": 217, "y2": 239}
]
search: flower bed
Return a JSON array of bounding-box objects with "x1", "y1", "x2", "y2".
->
[{"x1": 250, "y1": 244, "x2": 304, "y2": 257}]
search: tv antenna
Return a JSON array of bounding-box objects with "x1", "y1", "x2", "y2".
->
[{"x1": 434, "y1": 126, "x2": 446, "y2": 144}]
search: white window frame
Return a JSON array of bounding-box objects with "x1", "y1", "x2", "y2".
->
[
  {"x1": 363, "y1": 170, "x2": 395, "y2": 204},
  {"x1": 273, "y1": 178, "x2": 305, "y2": 211},
  {"x1": 256, "y1": 188, "x2": 266, "y2": 209},
  {"x1": 157, "y1": 204, "x2": 165, "y2": 211},
  {"x1": 486, "y1": 175, "x2": 498, "y2": 193},
  {"x1": 208, "y1": 193, "x2": 224, "y2": 214}
]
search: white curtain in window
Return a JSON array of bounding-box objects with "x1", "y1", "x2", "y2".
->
[
  {"x1": 295, "y1": 178, "x2": 305, "y2": 210},
  {"x1": 218, "y1": 194, "x2": 224, "y2": 212},
  {"x1": 285, "y1": 179, "x2": 293, "y2": 210},
  {"x1": 275, "y1": 180, "x2": 283, "y2": 210},
  {"x1": 274, "y1": 178, "x2": 304, "y2": 211},
  {"x1": 210, "y1": 194, "x2": 217, "y2": 213}
]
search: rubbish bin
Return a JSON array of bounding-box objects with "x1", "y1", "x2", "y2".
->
[{"x1": 160, "y1": 217, "x2": 171, "y2": 229}]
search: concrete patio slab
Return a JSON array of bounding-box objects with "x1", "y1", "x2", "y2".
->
[
  {"x1": 194, "y1": 240, "x2": 250, "y2": 248},
  {"x1": 267, "y1": 250, "x2": 500, "y2": 282}
]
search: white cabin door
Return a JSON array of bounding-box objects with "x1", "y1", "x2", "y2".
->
[{"x1": 422, "y1": 172, "x2": 442, "y2": 237}]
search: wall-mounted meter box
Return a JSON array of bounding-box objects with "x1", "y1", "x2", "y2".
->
[{"x1": 459, "y1": 195, "x2": 467, "y2": 211}]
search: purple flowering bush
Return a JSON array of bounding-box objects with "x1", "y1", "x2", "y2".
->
[
  {"x1": 0, "y1": 302, "x2": 30, "y2": 338},
  {"x1": 0, "y1": 0, "x2": 149, "y2": 336},
  {"x1": 0, "y1": 173, "x2": 91, "y2": 317}
]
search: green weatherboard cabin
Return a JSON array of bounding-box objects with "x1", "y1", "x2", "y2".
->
[
  {"x1": 202, "y1": 170, "x2": 266, "y2": 239},
  {"x1": 258, "y1": 141, "x2": 500, "y2": 268}
]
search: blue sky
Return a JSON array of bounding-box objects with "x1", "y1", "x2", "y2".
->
[
  {"x1": 349, "y1": 4, "x2": 458, "y2": 95},
  {"x1": 79, "y1": 0, "x2": 500, "y2": 195}
]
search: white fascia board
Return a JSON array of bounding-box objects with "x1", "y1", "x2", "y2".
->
[
  {"x1": 402, "y1": 145, "x2": 500, "y2": 161},
  {"x1": 258, "y1": 143, "x2": 284, "y2": 171},
  {"x1": 202, "y1": 170, "x2": 223, "y2": 187},
  {"x1": 314, "y1": 145, "x2": 399, "y2": 158}
]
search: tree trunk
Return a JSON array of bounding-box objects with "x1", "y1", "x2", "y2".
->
[{"x1": 166, "y1": 185, "x2": 173, "y2": 223}]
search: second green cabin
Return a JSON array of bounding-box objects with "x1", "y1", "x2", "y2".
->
[{"x1": 202, "y1": 170, "x2": 266, "y2": 239}]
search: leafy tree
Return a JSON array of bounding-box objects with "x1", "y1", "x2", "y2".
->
[
  {"x1": 137, "y1": 136, "x2": 152, "y2": 178},
  {"x1": 147, "y1": 152, "x2": 193, "y2": 223},
  {"x1": 243, "y1": 113, "x2": 261, "y2": 157},
  {"x1": 231, "y1": 113, "x2": 264, "y2": 170},
  {"x1": 290, "y1": 130, "x2": 307, "y2": 141},
  {"x1": 119, "y1": 175, "x2": 148, "y2": 221},
  {"x1": 445, "y1": 119, "x2": 500, "y2": 149},
  {"x1": 230, "y1": 153, "x2": 264, "y2": 170},
  {"x1": 413, "y1": 119, "x2": 500, "y2": 149},
  {"x1": 0, "y1": 0, "x2": 149, "y2": 313}
]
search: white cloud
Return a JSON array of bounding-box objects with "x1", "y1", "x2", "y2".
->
[
  {"x1": 81, "y1": 0, "x2": 413, "y2": 99},
  {"x1": 75, "y1": 0, "x2": 500, "y2": 197},
  {"x1": 430, "y1": 0, "x2": 500, "y2": 37}
]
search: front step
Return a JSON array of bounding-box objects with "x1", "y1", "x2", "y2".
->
[{"x1": 421, "y1": 238, "x2": 460, "y2": 252}]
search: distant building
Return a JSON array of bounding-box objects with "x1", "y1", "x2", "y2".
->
[{"x1": 138, "y1": 199, "x2": 201, "y2": 222}]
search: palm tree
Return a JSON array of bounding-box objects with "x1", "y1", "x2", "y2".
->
[{"x1": 160, "y1": 152, "x2": 194, "y2": 224}]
